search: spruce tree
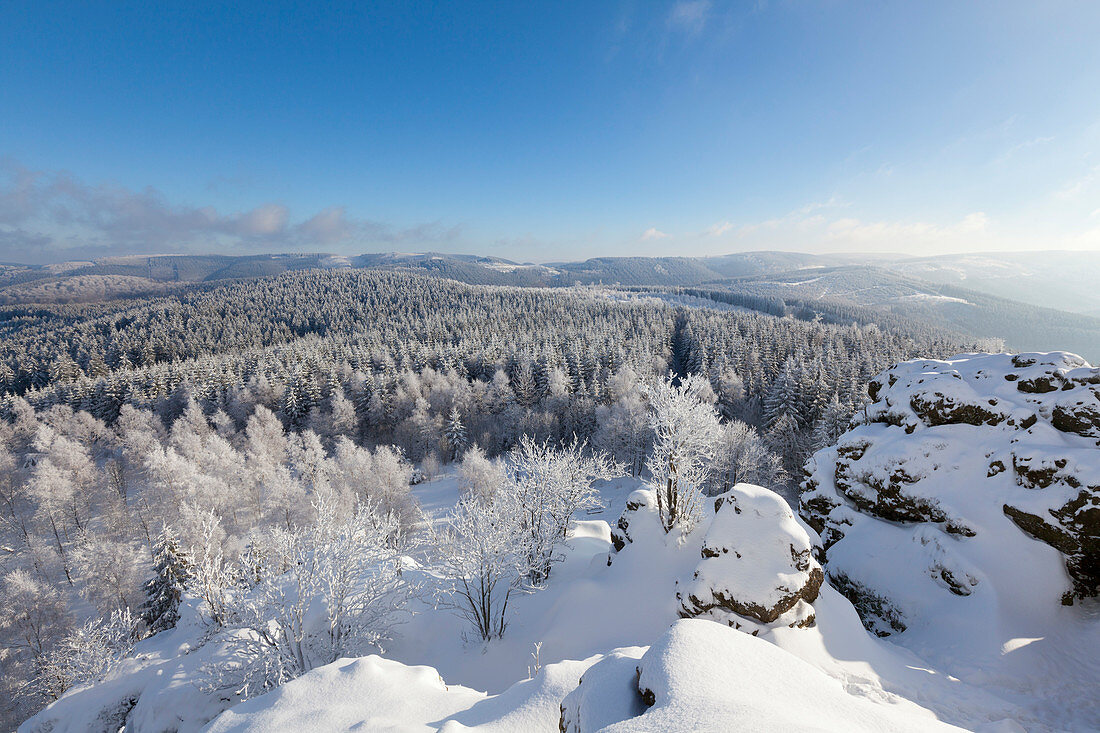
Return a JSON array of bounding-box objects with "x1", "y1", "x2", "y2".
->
[
  {"x1": 141, "y1": 527, "x2": 193, "y2": 634},
  {"x1": 444, "y1": 405, "x2": 468, "y2": 462}
]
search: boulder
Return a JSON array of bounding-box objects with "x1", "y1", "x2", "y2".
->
[{"x1": 677, "y1": 484, "x2": 823, "y2": 631}]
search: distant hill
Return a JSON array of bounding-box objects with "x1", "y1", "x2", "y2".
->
[
  {"x1": 4, "y1": 250, "x2": 1098, "y2": 360},
  {"x1": 353, "y1": 253, "x2": 556, "y2": 286},
  {"x1": 707, "y1": 265, "x2": 1100, "y2": 361},
  {"x1": 0, "y1": 274, "x2": 175, "y2": 305},
  {"x1": 546, "y1": 256, "x2": 725, "y2": 286},
  {"x1": 874, "y1": 251, "x2": 1100, "y2": 315}
]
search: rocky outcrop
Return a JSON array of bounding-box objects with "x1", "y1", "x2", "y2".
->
[
  {"x1": 1051, "y1": 395, "x2": 1100, "y2": 439},
  {"x1": 802, "y1": 351, "x2": 1100, "y2": 640},
  {"x1": 1004, "y1": 487, "x2": 1100, "y2": 603},
  {"x1": 827, "y1": 570, "x2": 906, "y2": 637},
  {"x1": 909, "y1": 390, "x2": 1007, "y2": 428},
  {"x1": 831, "y1": 440, "x2": 974, "y2": 537},
  {"x1": 677, "y1": 484, "x2": 823, "y2": 632}
]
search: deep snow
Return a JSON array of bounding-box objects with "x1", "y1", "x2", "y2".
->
[{"x1": 22, "y1": 373, "x2": 1100, "y2": 732}]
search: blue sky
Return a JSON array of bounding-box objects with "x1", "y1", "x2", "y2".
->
[{"x1": 2, "y1": 1, "x2": 1099, "y2": 263}]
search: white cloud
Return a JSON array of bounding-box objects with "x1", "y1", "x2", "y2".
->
[
  {"x1": 1054, "y1": 164, "x2": 1100, "y2": 201},
  {"x1": 794, "y1": 196, "x2": 847, "y2": 216},
  {"x1": 642, "y1": 227, "x2": 669, "y2": 240},
  {"x1": 0, "y1": 160, "x2": 461, "y2": 262},
  {"x1": 682, "y1": 200, "x2": 1011, "y2": 256},
  {"x1": 667, "y1": 0, "x2": 711, "y2": 34},
  {"x1": 236, "y1": 203, "x2": 289, "y2": 236},
  {"x1": 824, "y1": 212, "x2": 989, "y2": 244}
]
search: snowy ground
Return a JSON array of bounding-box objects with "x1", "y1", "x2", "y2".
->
[{"x1": 22, "y1": 464, "x2": 1100, "y2": 732}]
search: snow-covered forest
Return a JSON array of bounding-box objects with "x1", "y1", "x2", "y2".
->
[
  {"x1": 2, "y1": 268, "x2": 1098, "y2": 731},
  {"x1": 0, "y1": 270, "x2": 975, "y2": 724}
]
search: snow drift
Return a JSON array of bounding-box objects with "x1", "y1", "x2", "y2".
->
[{"x1": 207, "y1": 619, "x2": 962, "y2": 733}]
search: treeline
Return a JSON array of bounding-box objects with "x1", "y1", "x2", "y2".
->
[{"x1": 0, "y1": 272, "x2": 978, "y2": 467}]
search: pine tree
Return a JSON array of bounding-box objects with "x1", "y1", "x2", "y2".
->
[
  {"x1": 444, "y1": 405, "x2": 468, "y2": 462},
  {"x1": 141, "y1": 527, "x2": 193, "y2": 634},
  {"x1": 282, "y1": 383, "x2": 303, "y2": 428},
  {"x1": 762, "y1": 356, "x2": 805, "y2": 428},
  {"x1": 811, "y1": 394, "x2": 851, "y2": 451}
]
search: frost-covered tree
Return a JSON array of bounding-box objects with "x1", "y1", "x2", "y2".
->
[
  {"x1": 210, "y1": 499, "x2": 412, "y2": 696},
  {"x1": 434, "y1": 491, "x2": 529, "y2": 642},
  {"x1": 642, "y1": 375, "x2": 721, "y2": 533},
  {"x1": 0, "y1": 568, "x2": 71, "y2": 720},
  {"x1": 811, "y1": 393, "x2": 852, "y2": 451},
  {"x1": 765, "y1": 411, "x2": 807, "y2": 477},
  {"x1": 188, "y1": 509, "x2": 236, "y2": 627},
  {"x1": 762, "y1": 356, "x2": 806, "y2": 428},
  {"x1": 443, "y1": 405, "x2": 468, "y2": 462},
  {"x1": 708, "y1": 420, "x2": 787, "y2": 495},
  {"x1": 71, "y1": 530, "x2": 146, "y2": 616},
  {"x1": 505, "y1": 436, "x2": 619, "y2": 584},
  {"x1": 330, "y1": 388, "x2": 357, "y2": 438},
  {"x1": 594, "y1": 386, "x2": 649, "y2": 477},
  {"x1": 36, "y1": 608, "x2": 137, "y2": 702},
  {"x1": 368, "y1": 445, "x2": 419, "y2": 531},
  {"x1": 421, "y1": 451, "x2": 442, "y2": 481},
  {"x1": 141, "y1": 527, "x2": 193, "y2": 634}
]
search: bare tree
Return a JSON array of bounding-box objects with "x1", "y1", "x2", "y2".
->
[{"x1": 433, "y1": 491, "x2": 530, "y2": 642}]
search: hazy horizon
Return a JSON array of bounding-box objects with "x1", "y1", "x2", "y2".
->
[{"x1": 7, "y1": 246, "x2": 1100, "y2": 269}]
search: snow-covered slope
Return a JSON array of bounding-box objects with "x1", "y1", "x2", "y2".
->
[{"x1": 23, "y1": 450, "x2": 1098, "y2": 732}]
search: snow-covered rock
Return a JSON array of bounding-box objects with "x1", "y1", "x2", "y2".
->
[
  {"x1": 205, "y1": 655, "x2": 486, "y2": 732},
  {"x1": 562, "y1": 618, "x2": 963, "y2": 732},
  {"x1": 206, "y1": 620, "x2": 963, "y2": 733},
  {"x1": 801, "y1": 352, "x2": 1100, "y2": 724},
  {"x1": 676, "y1": 484, "x2": 823, "y2": 631},
  {"x1": 610, "y1": 488, "x2": 661, "y2": 552},
  {"x1": 206, "y1": 651, "x2": 616, "y2": 732},
  {"x1": 559, "y1": 648, "x2": 648, "y2": 733}
]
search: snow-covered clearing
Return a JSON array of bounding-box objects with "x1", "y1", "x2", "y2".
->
[{"x1": 895, "y1": 292, "x2": 973, "y2": 305}]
